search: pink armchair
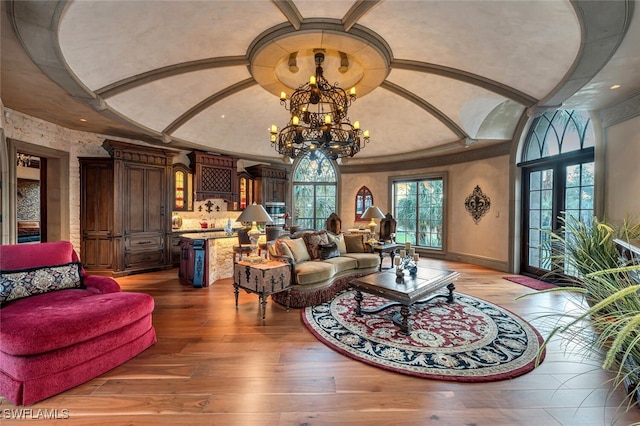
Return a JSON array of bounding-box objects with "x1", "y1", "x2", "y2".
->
[{"x1": 0, "y1": 241, "x2": 156, "y2": 405}]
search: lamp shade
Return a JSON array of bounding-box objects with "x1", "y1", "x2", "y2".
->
[
  {"x1": 236, "y1": 203, "x2": 274, "y2": 224},
  {"x1": 361, "y1": 206, "x2": 385, "y2": 220}
]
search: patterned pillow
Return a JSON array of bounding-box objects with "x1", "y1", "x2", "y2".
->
[
  {"x1": 302, "y1": 231, "x2": 329, "y2": 260},
  {"x1": 344, "y1": 233, "x2": 366, "y2": 253},
  {"x1": 0, "y1": 261, "x2": 84, "y2": 305}
]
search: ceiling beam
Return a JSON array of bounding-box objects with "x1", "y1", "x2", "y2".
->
[
  {"x1": 162, "y1": 78, "x2": 256, "y2": 135},
  {"x1": 96, "y1": 57, "x2": 249, "y2": 99},
  {"x1": 342, "y1": 0, "x2": 382, "y2": 32},
  {"x1": 391, "y1": 59, "x2": 537, "y2": 107},
  {"x1": 381, "y1": 81, "x2": 467, "y2": 139},
  {"x1": 271, "y1": 0, "x2": 303, "y2": 30}
]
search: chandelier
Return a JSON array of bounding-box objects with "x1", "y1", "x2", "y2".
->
[{"x1": 270, "y1": 50, "x2": 370, "y2": 162}]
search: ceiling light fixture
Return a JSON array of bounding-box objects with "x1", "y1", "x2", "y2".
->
[
  {"x1": 610, "y1": 84, "x2": 621, "y2": 90},
  {"x1": 270, "y1": 49, "x2": 370, "y2": 163}
]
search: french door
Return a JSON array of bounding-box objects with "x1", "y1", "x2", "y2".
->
[{"x1": 521, "y1": 152, "x2": 594, "y2": 278}]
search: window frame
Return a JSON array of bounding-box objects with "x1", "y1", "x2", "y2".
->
[
  {"x1": 390, "y1": 172, "x2": 447, "y2": 254},
  {"x1": 354, "y1": 186, "x2": 373, "y2": 222},
  {"x1": 291, "y1": 150, "x2": 338, "y2": 230}
]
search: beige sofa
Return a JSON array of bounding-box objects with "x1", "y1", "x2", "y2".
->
[{"x1": 269, "y1": 230, "x2": 380, "y2": 307}]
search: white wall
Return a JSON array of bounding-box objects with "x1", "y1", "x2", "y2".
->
[{"x1": 605, "y1": 114, "x2": 640, "y2": 223}]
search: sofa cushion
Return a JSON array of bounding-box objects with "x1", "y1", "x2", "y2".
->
[
  {"x1": 0, "y1": 289, "x2": 155, "y2": 356},
  {"x1": 327, "y1": 233, "x2": 347, "y2": 254},
  {"x1": 0, "y1": 262, "x2": 84, "y2": 305},
  {"x1": 294, "y1": 261, "x2": 335, "y2": 285},
  {"x1": 345, "y1": 233, "x2": 366, "y2": 253},
  {"x1": 282, "y1": 238, "x2": 310, "y2": 263},
  {"x1": 322, "y1": 256, "x2": 358, "y2": 273},
  {"x1": 319, "y1": 242, "x2": 340, "y2": 260},
  {"x1": 342, "y1": 253, "x2": 380, "y2": 269},
  {"x1": 302, "y1": 230, "x2": 329, "y2": 259}
]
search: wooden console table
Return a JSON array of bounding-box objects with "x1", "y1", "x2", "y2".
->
[{"x1": 233, "y1": 260, "x2": 292, "y2": 321}]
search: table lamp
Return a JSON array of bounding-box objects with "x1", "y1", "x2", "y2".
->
[
  {"x1": 361, "y1": 206, "x2": 385, "y2": 242},
  {"x1": 236, "y1": 203, "x2": 273, "y2": 263}
]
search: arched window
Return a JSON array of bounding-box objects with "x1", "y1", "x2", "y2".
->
[
  {"x1": 355, "y1": 186, "x2": 373, "y2": 221},
  {"x1": 292, "y1": 150, "x2": 338, "y2": 230},
  {"x1": 520, "y1": 110, "x2": 595, "y2": 278}
]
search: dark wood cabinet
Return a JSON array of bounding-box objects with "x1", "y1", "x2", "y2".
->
[
  {"x1": 80, "y1": 140, "x2": 175, "y2": 276},
  {"x1": 246, "y1": 164, "x2": 289, "y2": 205},
  {"x1": 188, "y1": 151, "x2": 237, "y2": 204},
  {"x1": 173, "y1": 163, "x2": 193, "y2": 211}
]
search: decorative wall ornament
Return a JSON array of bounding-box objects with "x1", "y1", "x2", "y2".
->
[{"x1": 465, "y1": 185, "x2": 491, "y2": 224}]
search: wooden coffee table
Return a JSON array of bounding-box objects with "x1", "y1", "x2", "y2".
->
[{"x1": 350, "y1": 267, "x2": 460, "y2": 334}]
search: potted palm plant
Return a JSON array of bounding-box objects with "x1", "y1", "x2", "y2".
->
[{"x1": 520, "y1": 214, "x2": 640, "y2": 411}]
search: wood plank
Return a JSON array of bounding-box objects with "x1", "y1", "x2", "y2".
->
[{"x1": 2, "y1": 260, "x2": 639, "y2": 424}]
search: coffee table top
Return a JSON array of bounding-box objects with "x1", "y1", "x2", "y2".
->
[{"x1": 351, "y1": 267, "x2": 460, "y2": 304}]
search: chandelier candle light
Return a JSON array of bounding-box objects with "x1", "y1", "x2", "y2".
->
[
  {"x1": 394, "y1": 242, "x2": 419, "y2": 280},
  {"x1": 270, "y1": 50, "x2": 371, "y2": 162}
]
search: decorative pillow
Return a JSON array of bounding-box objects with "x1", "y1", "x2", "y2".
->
[
  {"x1": 281, "y1": 238, "x2": 311, "y2": 263},
  {"x1": 276, "y1": 240, "x2": 294, "y2": 259},
  {"x1": 345, "y1": 233, "x2": 366, "y2": 253},
  {"x1": 319, "y1": 242, "x2": 340, "y2": 260},
  {"x1": 0, "y1": 261, "x2": 84, "y2": 305},
  {"x1": 327, "y1": 233, "x2": 347, "y2": 254},
  {"x1": 302, "y1": 230, "x2": 329, "y2": 260}
]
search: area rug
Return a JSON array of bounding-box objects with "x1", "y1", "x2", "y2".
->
[
  {"x1": 503, "y1": 275, "x2": 556, "y2": 290},
  {"x1": 302, "y1": 290, "x2": 544, "y2": 382}
]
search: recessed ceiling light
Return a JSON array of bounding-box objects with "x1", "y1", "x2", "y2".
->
[
  {"x1": 79, "y1": 118, "x2": 87, "y2": 122},
  {"x1": 610, "y1": 84, "x2": 621, "y2": 90},
  {"x1": 220, "y1": 115, "x2": 225, "y2": 119}
]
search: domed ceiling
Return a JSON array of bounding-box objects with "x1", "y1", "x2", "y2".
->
[{"x1": 3, "y1": 1, "x2": 638, "y2": 167}]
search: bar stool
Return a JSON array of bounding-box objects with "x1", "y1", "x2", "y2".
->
[{"x1": 233, "y1": 228, "x2": 253, "y2": 262}]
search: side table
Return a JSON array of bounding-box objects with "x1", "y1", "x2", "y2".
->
[
  {"x1": 233, "y1": 260, "x2": 292, "y2": 321},
  {"x1": 368, "y1": 243, "x2": 403, "y2": 271}
]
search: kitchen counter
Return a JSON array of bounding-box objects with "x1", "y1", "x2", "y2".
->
[{"x1": 178, "y1": 233, "x2": 237, "y2": 287}]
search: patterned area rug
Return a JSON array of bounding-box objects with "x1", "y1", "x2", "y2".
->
[
  {"x1": 503, "y1": 275, "x2": 557, "y2": 290},
  {"x1": 302, "y1": 290, "x2": 545, "y2": 382}
]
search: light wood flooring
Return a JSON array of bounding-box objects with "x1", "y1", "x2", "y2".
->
[{"x1": 2, "y1": 258, "x2": 640, "y2": 425}]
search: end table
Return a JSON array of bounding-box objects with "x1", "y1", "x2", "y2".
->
[{"x1": 233, "y1": 260, "x2": 292, "y2": 321}]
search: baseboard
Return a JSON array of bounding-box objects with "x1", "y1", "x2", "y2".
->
[{"x1": 443, "y1": 252, "x2": 509, "y2": 272}]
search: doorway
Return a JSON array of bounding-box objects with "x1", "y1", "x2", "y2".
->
[
  {"x1": 5, "y1": 139, "x2": 69, "y2": 244},
  {"x1": 17, "y1": 153, "x2": 45, "y2": 243}
]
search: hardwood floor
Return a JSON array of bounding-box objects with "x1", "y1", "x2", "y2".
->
[{"x1": 2, "y1": 258, "x2": 640, "y2": 425}]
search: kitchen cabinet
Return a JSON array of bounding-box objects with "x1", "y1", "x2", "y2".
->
[
  {"x1": 246, "y1": 164, "x2": 289, "y2": 205},
  {"x1": 188, "y1": 151, "x2": 238, "y2": 204},
  {"x1": 237, "y1": 171, "x2": 253, "y2": 210},
  {"x1": 173, "y1": 163, "x2": 193, "y2": 211},
  {"x1": 80, "y1": 140, "x2": 175, "y2": 276}
]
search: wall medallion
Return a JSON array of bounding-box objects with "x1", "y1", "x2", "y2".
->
[{"x1": 465, "y1": 185, "x2": 491, "y2": 224}]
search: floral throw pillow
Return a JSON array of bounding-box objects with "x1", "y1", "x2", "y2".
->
[
  {"x1": 302, "y1": 231, "x2": 329, "y2": 260},
  {"x1": 0, "y1": 261, "x2": 84, "y2": 305}
]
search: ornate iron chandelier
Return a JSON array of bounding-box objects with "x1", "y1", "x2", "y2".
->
[{"x1": 270, "y1": 50, "x2": 370, "y2": 162}]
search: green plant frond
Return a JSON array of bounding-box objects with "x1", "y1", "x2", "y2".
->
[
  {"x1": 586, "y1": 285, "x2": 640, "y2": 314},
  {"x1": 602, "y1": 314, "x2": 640, "y2": 369},
  {"x1": 515, "y1": 286, "x2": 587, "y2": 300}
]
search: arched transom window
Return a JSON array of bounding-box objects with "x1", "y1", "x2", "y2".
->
[{"x1": 292, "y1": 150, "x2": 338, "y2": 230}]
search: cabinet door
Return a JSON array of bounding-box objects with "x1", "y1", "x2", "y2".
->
[{"x1": 126, "y1": 164, "x2": 165, "y2": 233}]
